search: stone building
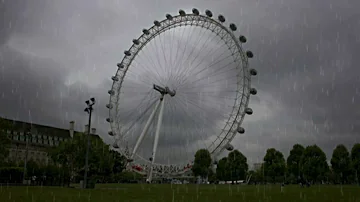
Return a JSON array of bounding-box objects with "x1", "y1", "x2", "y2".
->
[
  {"x1": 1, "y1": 117, "x2": 98, "y2": 165},
  {"x1": 253, "y1": 163, "x2": 263, "y2": 171}
]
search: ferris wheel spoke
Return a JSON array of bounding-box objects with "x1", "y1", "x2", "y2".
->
[
  {"x1": 182, "y1": 93, "x2": 236, "y2": 108},
  {"x1": 182, "y1": 37, "x2": 228, "y2": 80},
  {"x1": 174, "y1": 95, "x2": 226, "y2": 132},
  {"x1": 157, "y1": 32, "x2": 170, "y2": 78},
  {"x1": 177, "y1": 61, "x2": 237, "y2": 90},
  {"x1": 179, "y1": 74, "x2": 239, "y2": 91},
  {"x1": 176, "y1": 44, "x2": 230, "y2": 88},
  {"x1": 138, "y1": 47, "x2": 165, "y2": 85},
  {"x1": 116, "y1": 91, "x2": 157, "y2": 120},
  {"x1": 153, "y1": 35, "x2": 167, "y2": 77},
  {"x1": 170, "y1": 98, "x2": 210, "y2": 149},
  {"x1": 147, "y1": 38, "x2": 166, "y2": 83},
  {"x1": 188, "y1": 27, "x2": 220, "y2": 67},
  {"x1": 131, "y1": 59, "x2": 164, "y2": 86},
  {"x1": 176, "y1": 26, "x2": 209, "y2": 80},
  {"x1": 171, "y1": 25, "x2": 198, "y2": 83}
]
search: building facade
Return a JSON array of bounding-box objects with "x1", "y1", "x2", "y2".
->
[
  {"x1": 1, "y1": 118, "x2": 98, "y2": 166},
  {"x1": 253, "y1": 163, "x2": 263, "y2": 171}
]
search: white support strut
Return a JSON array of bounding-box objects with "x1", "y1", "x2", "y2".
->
[
  {"x1": 148, "y1": 95, "x2": 165, "y2": 183},
  {"x1": 130, "y1": 98, "x2": 162, "y2": 160}
]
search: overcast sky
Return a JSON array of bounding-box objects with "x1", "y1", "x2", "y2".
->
[{"x1": 1, "y1": 0, "x2": 359, "y2": 166}]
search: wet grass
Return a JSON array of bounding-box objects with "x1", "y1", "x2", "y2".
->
[{"x1": 0, "y1": 183, "x2": 359, "y2": 202}]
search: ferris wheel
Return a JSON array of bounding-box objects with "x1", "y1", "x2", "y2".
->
[{"x1": 106, "y1": 8, "x2": 258, "y2": 182}]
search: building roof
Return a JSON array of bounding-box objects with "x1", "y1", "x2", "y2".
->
[{"x1": 0, "y1": 117, "x2": 73, "y2": 138}]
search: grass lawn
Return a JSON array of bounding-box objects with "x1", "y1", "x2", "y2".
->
[{"x1": 0, "y1": 183, "x2": 359, "y2": 202}]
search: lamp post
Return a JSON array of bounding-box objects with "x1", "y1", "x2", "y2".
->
[{"x1": 83, "y1": 97, "x2": 95, "y2": 189}]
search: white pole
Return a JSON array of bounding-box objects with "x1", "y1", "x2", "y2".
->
[
  {"x1": 130, "y1": 98, "x2": 162, "y2": 160},
  {"x1": 148, "y1": 96, "x2": 165, "y2": 183}
]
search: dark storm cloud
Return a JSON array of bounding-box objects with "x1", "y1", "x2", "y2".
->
[
  {"x1": 0, "y1": 47, "x2": 111, "y2": 137},
  {"x1": 1, "y1": 0, "x2": 360, "y2": 166},
  {"x1": 231, "y1": 0, "x2": 360, "y2": 164}
]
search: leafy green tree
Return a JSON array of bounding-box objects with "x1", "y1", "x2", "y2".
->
[
  {"x1": 192, "y1": 149, "x2": 212, "y2": 179},
  {"x1": 301, "y1": 145, "x2": 329, "y2": 183},
  {"x1": 226, "y1": 150, "x2": 248, "y2": 183},
  {"x1": 263, "y1": 148, "x2": 286, "y2": 183},
  {"x1": 0, "y1": 119, "x2": 12, "y2": 166},
  {"x1": 110, "y1": 150, "x2": 126, "y2": 174},
  {"x1": 351, "y1": 143, "x2": 360, "y2": 184},
  {"x1": 49, "y1": 133, "x2": 123, "y2": 182},
  {"x1": 331, "y1": 144, "x2": 351, "y2": 183},
  {"x1": 216, "y1": 157, "x2": 228, "y2": 181},
  {"x1": 287, "y1": 144, "x2": 304, "y2": 178}
]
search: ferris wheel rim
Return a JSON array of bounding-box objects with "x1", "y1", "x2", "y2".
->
[{"x1": 107, "y1": 9, "x2": 256, "y2": 171}]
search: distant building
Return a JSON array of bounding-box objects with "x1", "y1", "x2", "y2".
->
[
  {"x1": 0, "y1": 117, "x2": 99, "y2": 166},
  {"x1": 253, "y1": 163, "x2": 263, "y2": 171}
]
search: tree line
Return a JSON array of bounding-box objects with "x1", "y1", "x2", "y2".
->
[
  {"x1": 192, "y1": 143, "x2": 360, "y2": 185},
  {"x1": 0, "y1": 119, "x2": 142, "y2": 186}
]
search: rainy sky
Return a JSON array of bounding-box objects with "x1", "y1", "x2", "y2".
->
[{"x1": 1, "y1": 0, "x2": 360, "y2": 166}]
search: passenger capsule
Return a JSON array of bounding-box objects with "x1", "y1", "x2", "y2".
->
[
  {"x1": 112, "y1": 142, "x2": 119, "y2": 148},
  {"x1": 239, "y1": 35, "x2": 247, "y2": 43},
  {"x1": 117, "y1": 63, "x2": 124, "y2": 69},
  {"x1": 111, "y1": 76, "x2": 119, "y2": 81},
  {"x1": 246, "y1": 51, "x2": 254, "y2": 58},
  {"x1": 229, "y1": 23, "x2": 237, "y2": 31},
  {"x1": 250, "y1": 88, "x2": 257, "y2": 95},
  {"x1": 142, "y1": 29, "x2": 150, "y2": 35},
  {"x1": 106, "y1": 118, "x2": 113, "y2": 123},
  {"x1": 166, "y1": 14, "x2": 173, "y2": 20},
  {"x1": 108, "y1": 131, "x2": 114, "y2": 136},
  {"x1": 226, "y1": 144, "x2": 234, "y2": 151},
  {"x1": 179, "y1": 9, "x2": 186, "y2": 16},
  {"x1": 192, "y1": 8, "x2": 199, "y2": 15},
  {"x1": 250, "y1": 69, "x2": 257, "y2": 76},
  {"x1": 106, "y1": 103, "x2": 113, "y2": 109},
  {"x1": 205, "y1": 10, "x2": 213, "y2": 17},
  {"x1": 245, "y1": 108, "x2": 253, "y2": 115},
  {"x1": 154, "y1": 20, "x2": 161, "y2": 27},
  {"x1": 218, "y1": 15, "x2": 225, "y2": 22},
  {"x1": 132, "y1": 39, "x2": 140, "y2": 45},
  {"x1": 237, "y1": 126, "x2": 245, "y2": 134},
  {"x1": 108, "y1": 90, "x2": 115, "y2": 95},
  {"x1": 127, "y1": 158, "x2": 134, "y2": 162},
  {"x1": 124, "y1": 50, "x2": 131, "y2": 56}
]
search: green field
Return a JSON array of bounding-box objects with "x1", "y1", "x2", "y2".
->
[{"x1": 0, "y1": 184, "x2": 359, "y2": 202}]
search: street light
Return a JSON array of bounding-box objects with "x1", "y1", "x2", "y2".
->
[{"x1": 83, "y1": 97, "x2": 95, "y2": 189}]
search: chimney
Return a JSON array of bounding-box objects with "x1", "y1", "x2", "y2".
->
[
  {"x1": 91, "y1": 128, "x2": 96, "y2": 135},
  {"x1": 84, "y1": 124, "x2": 89, "y2": 134},
  {"x1": 69, "y1": 121, "x2": 74, "y2": 138}
]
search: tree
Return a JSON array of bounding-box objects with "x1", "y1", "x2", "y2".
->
[
  {"x1": 263, "y1": 148, "x2": 286, "y2": 183},
  {"x1": 301, "y1": 145, "x2": 329, "y2": 183},
  {"x1": 0, "y1": 119, "x2": 12, "y2": 166},
  {"x1": 192, "y1": 149, "x2": 212, "y2": 179},
  {"x1": 331, "y1": 144, "x2": 351, "y2": 184},
  {"x1": 287, "y1": 144, "x2": 304, "y2": 179},
  {"x1": 351, "y1": 143, "x2": 360, "y2": 184},
  {"x1": 49, "y1": 133, "x2": 126, "y2": 183},
  {"x1": 226, "y1": 150, "x2": 248, "y2": 183},
  {"x1": 110, "y1": 150, "x2": 126, "y2": 174},
  {"x1": 216, "y1": 157, "x2": 228, "y2": 181}
]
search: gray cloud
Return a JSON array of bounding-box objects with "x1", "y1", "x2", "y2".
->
[{"x1": 1, "y1": 0, "x2": 360, "y2": 167}]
